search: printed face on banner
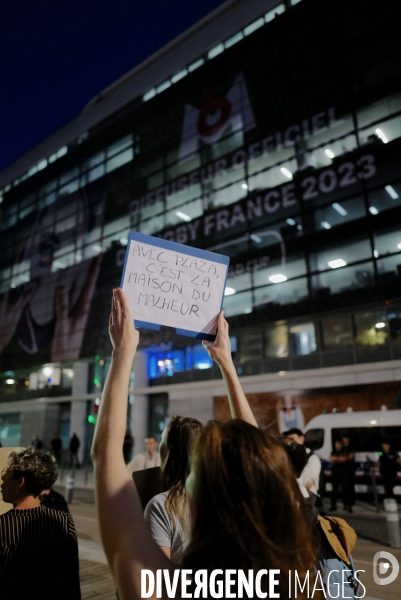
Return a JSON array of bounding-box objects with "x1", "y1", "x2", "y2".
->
[{"x1": 121, "y1": 237, "x2": 228, "y2": 338}]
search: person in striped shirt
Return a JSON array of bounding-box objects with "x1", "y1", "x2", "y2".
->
[{"x1": 0, "y1": 448, "x2": 81, "y2": 600}]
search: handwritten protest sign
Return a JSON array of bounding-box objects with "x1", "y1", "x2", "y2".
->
[{"x1": 121, "y1": 232, "x2": 229, "y2": 340}]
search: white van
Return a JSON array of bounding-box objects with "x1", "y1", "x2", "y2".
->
[{"x1": 304, "y1": 409, "x2": 401, "y2": 495}]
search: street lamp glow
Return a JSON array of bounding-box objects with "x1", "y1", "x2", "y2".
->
[{"x1": 375, "y1": 322, "x2": 385, "y2": 329}]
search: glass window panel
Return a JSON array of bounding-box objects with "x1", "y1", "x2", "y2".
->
[
  {"x1": 140, "y1": 214, "x2": 165, "y2": 235},
  {"x1": 165, "y1": 198, "x2": 203, "y2": 227},
  {"x1": 374, "y1": 228, "x2": 401, "y2": 257},
  {"x1": 107, "y1": 135, "x2": 133, "y2": 158},
  {"x1": 84, "y1": 163, "x2": 104, "y2": 184},
  {"x1": 264, "y1": 324, "x2": 289, "y2": 358},
  {"x1": 311, "y1": 261, "x2": 375, "y2": 295},
  {"x1": 305, "y1": 195, "x2": 366, "y2": 232},
  {"x1": 354, "y1": 310, "x2": 388, "y2": 346},
  {"x1": 208, "y1": 44, "x2": 224, "y2": 59},
  {"x1": 358, "y1": 114, "x2": 401, "y2": 146},
  {"x1": 106, "y1": 147, "x2": 133, "y2": 173},
  {"x1": 309, "y1": 239, "x2": 372, "y2": 272},
  {"x1": 212, "y1": 179, "x2": 247, "y2": 209},
  {"x1": 368, "y1": 182, "x2": 401, "y2": 213},
  {"x1": 254, "y1": 277, "x2": 308, "y2": 307},
  {"x1": 321, "y1": 316, "x2": 353, "y2": 349},
  {"x1": 244, "y1": 18, "x2": 264, "y2": 35},
  {"x1": 357, "y1": 93, "x2": 401, "y2": 127},
  {"x1": 388, "y1": 307, "x2": 401, "y2": 342},
  {"x1": 377, "y1": 255, "x2": 401, "y2": 286},
  {"x1": 59, "y1": 178, "x2": 79, "y2": 195},
  {"x1": 225, "y1": 270, "x2": 252, "y2": 294},
  {"x1": 265, "y1": 4, "x2": 285, "y2": 23},
  {"x1": 59, "y1": 168, "x2": 79, "y2": 186},
  {"x1": 222, "y1": 289, "x2": 253, "y2": 317},
  {"x1": 253, "y1": 257, "x2": 307, "y2": 286},
  {"x1": 166, "y1": 184, "x2": 202, "y2": 210},
  {"x1": 208, "y1": 235, "x2": 249, "y2": 259},
  {"x1": 303, "y1": 114, "x2": 355, "y2": 152},
  {"x1": 84, "y1": 151, "x2": 105, "y2": 170},
  {"x1": 289, "y1": 323, "x2": 316, "y2": 355}
]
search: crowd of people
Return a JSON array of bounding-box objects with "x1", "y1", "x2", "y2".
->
[
  {"x1": 0, "y1": 287, "x2": 399, "y2": 599},
  {"x1": 90, "y1": 289, "x2": 363, "y2": 600}
]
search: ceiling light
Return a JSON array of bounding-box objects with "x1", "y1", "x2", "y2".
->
[
  {"x1": 269, "y1": 274, "x2": 287, "y2": 283},
  {"x1": 5, "y1": 379, "x2": 15, "y2": 384},
  {"x1": 242, "y1": 183, "x2": 248, "y2": 189},
  {"x1": 325, "y1": 149, "x2": 335, "y2": 159},
  {"x1": 375, "y1": 322, "x2": 385, "y2": 328},
  {"x1": 43, "y1": 367, "x2": 52, "y2": 377},
  {"x1": 250, "y1": 234, "x2": 262, "y2": 243},
  {"x1": 375, "y1": 128, "x2": 388, "y2": 143},
  {"x1": 281, "y1": 167, "x2": 292, "y2": 179},
  {"x1": 321, "y1": 221, "x2": 331, "y2": 229},
  {"x1": 385, "y1": 185, "x2": 399, "y2": 200},
  {"x1": 332, "y1": 203, "x2": 347, "y2": 216},
  {"x1": 369, "y1": 206, "x2": 379, "y2": 215},
  {"x1": 224, "y1": 287, "x2": 236, "y2": 296},
  {"x1": 328, "y1": 259, "x2": 347, "y2": 269},
  {"x1": 176, "y1": 211, "x2": 191, "y2": 222},
  {"x1": 286, "y1": 218, "x2": 296, "y2": 226}
]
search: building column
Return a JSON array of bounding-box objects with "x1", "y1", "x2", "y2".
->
[
  {"x1": 130, "y1": 351, "x2": 148, "y2": 457},
  {"x1": 70, "y1": 361, "x2": 89, "y2": 463}
]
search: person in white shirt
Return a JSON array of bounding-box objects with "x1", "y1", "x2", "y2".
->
[
  {"x1": 127, "y1": 436, "x2": 161, "y2": 472},
  {"x1": 283, "y1": 427, "x2": 321, "y2": 495}
]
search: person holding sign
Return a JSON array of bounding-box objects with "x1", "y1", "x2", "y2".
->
[{"x1": 91, "y1": 288, "x2": 317, "y2": 600}]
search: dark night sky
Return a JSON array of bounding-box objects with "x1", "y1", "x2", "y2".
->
[{"x1": 0, "y1": 0, "x2": 228, "y2": 174}]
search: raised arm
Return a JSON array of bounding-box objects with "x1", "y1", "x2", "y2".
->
[
  {"x1": 202, "y1": 311, "x2": 258, "y2": 428},
  {"x1": 91, "y1": 288, "x2": 171, "y2": 600}
]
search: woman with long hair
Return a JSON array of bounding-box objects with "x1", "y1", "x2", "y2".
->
[
  {"x1": 91, "y1": 288, "x2": 318, "y2": 600},
  {"x1": 144, "y1": 415, "x2": 203, "y2": 562}
]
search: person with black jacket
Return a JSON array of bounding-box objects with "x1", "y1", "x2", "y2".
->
[{"x1": 371, "y1": 441, "x2": 401, "y2": 498}]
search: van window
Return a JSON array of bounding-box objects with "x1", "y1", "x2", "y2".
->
[
  {"x1": 331, "y1": 426, "x2": 401, "y2": 452},
  {"x1": 304, "y1": 428, "x2": 324, "y2": 450}
]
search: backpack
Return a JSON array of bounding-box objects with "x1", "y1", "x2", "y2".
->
[{"x1": 306, "y1": 493, "x2": 360, "y2": 599}]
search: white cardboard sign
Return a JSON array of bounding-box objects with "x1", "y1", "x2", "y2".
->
[{"x1": 120, "y1": 232, "x2": 229, "y2": 340}]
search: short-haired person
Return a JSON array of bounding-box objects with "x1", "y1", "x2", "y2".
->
[
  {"x1": 91, "y1": 289, "x2": 318, "y2": 600},
  {"x1": 283, "y1": 427, "x2": 322, "y2": 495},
  {"x1": 127, "y1": 436, "x2": 161, "y2": 472},
  {"x1": 0, "y1": 449, "x2": 81, "y2": 599}
]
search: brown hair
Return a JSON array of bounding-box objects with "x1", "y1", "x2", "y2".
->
[
  {"x1": 7, "y1": 449, "x2": 58, "y2": 496},
  {"x1": 182, "y1": 420, "x2": 318, "y2": 598},
  {"x1": 161, "y1": 415, "x2": 203, "y2": 534}
]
